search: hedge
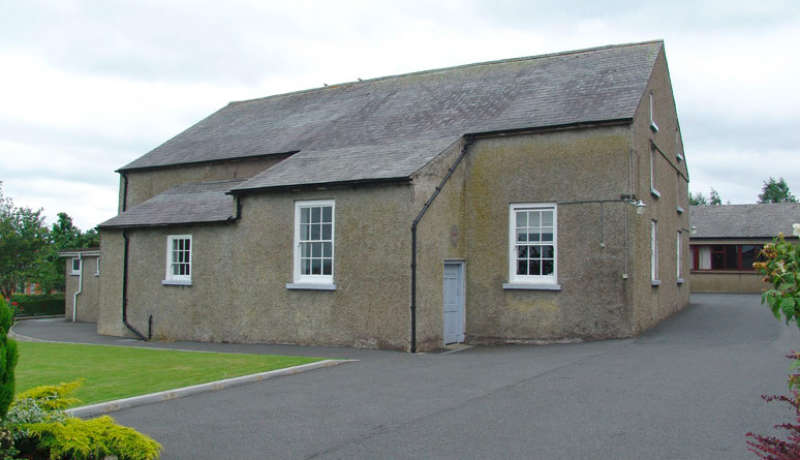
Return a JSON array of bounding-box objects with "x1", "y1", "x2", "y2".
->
[{"x1": 9, "y1": 294, "x2": 65, "y2": 317}]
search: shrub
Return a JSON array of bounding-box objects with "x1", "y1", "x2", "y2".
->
[
  {"x1": 0, "y1": 297, "x2": 17, "y2": 419},
  {"x1": 746, "y1": 352, "x2": 800, "y2": 459},
  {"x1": 14, "y1": 380, "x2": 82, "y2": 411},
  {"x1": 28, "y1": 415, "x2": 161, "y2": 460},
  {"x1": 9, "y1": 294, "x2": 64, "y2": 317},
  {"x1": 4, "y1": 380, "x2": 161, "y2": 460}
]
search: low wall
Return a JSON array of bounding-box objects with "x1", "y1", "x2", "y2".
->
[{"x1": 690, "y1": 271, "x2": 767, "y2": 293}]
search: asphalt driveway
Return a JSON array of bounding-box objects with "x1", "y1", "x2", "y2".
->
[{"x1": 15, "y1": 294, "x2": 799, "y2": 459}]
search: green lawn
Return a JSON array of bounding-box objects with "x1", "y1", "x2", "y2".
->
[{"x1": 15, "y1": 341, "x2": 323, "y2": 407}]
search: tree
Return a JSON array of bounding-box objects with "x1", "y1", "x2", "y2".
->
[
  {"x1": 758, "y1": 177, "x2": 797, "y2": 203},
  {"x1": 0, "y1": 183, "x2": 49, "y2": 299},
  {"x1": 38, "y1": 213, "x2": 99, "y2": 292},
  {"x1": 709, "y1": 188, "x2": 722, "y2": 206},
  {"x1": 689, "y1": 192, "x2": 707, "y2": 206},
  {"x1": 689, "y1": 188, "x2": 723, "y2": 206}
]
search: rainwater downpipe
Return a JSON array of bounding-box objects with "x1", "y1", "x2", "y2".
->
[
  {"x1": 410, "y1": 137, "x2": 473, "y2": 353},
  {"x1": 71, "y1": 253, "x2": 82, "y2": 323},
  {"x1": 122, "y1": 230, "x2": 147, "y2": 340}
]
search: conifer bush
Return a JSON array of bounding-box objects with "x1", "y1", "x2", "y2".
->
[
  {"x1": 4, "y1": 380, "x2": 161, "y2": 459},
  {"x1": 0, "y1": 297, "x2": 18, "y2": 419}
]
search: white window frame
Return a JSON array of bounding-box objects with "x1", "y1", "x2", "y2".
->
[
  {"x1": 165, "y1": 235, "x2": 192, "y2": 284},
  {"x1": 508, "y1": 203, "x2": 558, "y2": 286},
  {"x1": 70, "y1": 257, "x2": 81, "y2": 276},
  {"x1": 95, "y1": 257, "x2": 101, "y2": 276},
  {"x1": 292, "y1": 200, "x2": 335, "y2": 285},
  {"x1": 649, "y1": 92, "x2": 659, "y2": 133},
  {"x1": 676, "y1": 231, "x2": 683, "y2": 283},
  {"x1": 650, "y1": 146, "x2": 660, "y2": 198},
  {"x1": 651, "y1": 220, "x2": 660, "y2": 285}
]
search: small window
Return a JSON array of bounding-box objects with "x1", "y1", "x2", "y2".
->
[
  {"x1": 649, "y1": 93, "x2": 659, "y2": 133},
  {"x1": 650, "y1": 147, "x2": 660, "y2": 198},
  {"x1": 165, "y1": 235, "x2": 192, "y2": 283},
  {"x1": 95, "y1": 257, "x2": 100, "y2": 276},
  {"x1": 293, "y1": 200, "x2": 335, "y2": 285},
  {"x1": 70, "y1": 258, "x2": 81, "y2": 276},
  {"x1": 508, "y1": 204, "x2": 557, "y2": 285},
  {"x1": 651, "y1": 220, "x2": 659, "y2": 284},
  {"x1": 676, "y1": 173, "x2": 684, "y2": 214}
]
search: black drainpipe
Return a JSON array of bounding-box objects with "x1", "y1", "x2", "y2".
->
[
  {"x1": 122, "y1": 230, "x2": 147, "y2": 340},
  {"x1": 410, "y1": 137, "x2": 473, "y2": 353}
]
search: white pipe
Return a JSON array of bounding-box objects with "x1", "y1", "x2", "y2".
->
[{"x1": 72, "y1": 253, "x2": 83, "y2": 323}]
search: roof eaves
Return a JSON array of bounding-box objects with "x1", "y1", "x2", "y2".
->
[
  {"x1": 228, "y1": 176, "x2": 412, "y2": 195},
  {"x1": 116, "y1": 150, "x2": 298, "y2": 174},
  {"x1": 97, "y1": 218, "x2": 236, "y2": 231}
]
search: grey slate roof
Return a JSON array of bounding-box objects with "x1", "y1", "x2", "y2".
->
[
  {"x1": 119, "y1": 41, "x2": 663, "y2": 191},
  {"x1": 690, "y1": 203, "x2": 800, "y2": 239},
  {"x1": 98, "y1": 179, "x2": 244, "y2": 229}
]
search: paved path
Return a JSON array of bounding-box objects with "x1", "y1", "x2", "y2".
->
[{"x1": 14, "y1": 294, "x2": 799, "y2": 459}]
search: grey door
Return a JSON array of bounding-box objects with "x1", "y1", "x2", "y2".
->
[{"x1": 443, "y1": 261, "x2": 465, "y2": 345}]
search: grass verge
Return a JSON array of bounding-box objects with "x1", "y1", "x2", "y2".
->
[{"x1": 16, "y1": 341, "x2": 322, "y2": 407}]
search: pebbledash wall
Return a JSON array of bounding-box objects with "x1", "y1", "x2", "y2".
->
[
  {"x1": 63, "y1": 251, "x2": 101, "y2": 323},
  {"x1": 96, "y1": 47, "x2": 689, "y2": 351}
]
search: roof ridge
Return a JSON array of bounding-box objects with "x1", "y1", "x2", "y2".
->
[
  {"x1": 229, "y1": 40, "x2": 664, "y2": 107},
  {"x1": 692, "y1": 203, "x2": 800, "y2": 208}
]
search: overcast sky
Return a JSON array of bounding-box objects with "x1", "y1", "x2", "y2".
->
[{"x1": 1, "y1": 0, "x2": 798, "y2": 230}]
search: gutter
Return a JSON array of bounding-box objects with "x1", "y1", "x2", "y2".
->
[
  {"x1": 72, "y1": 253, "x2": 82, "y2": 323},
  {"x1": 410, "y1": 137, "x2": 473, "y2": 353},
  {"x1": 121, "y1": 230, "x2": 147, "y2": 340}
]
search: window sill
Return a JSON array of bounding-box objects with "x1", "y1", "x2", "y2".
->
[
  {"x1": 676, "y1": 153, "x2": 684, "y2": 162},
  {"x1": 502, "y1": 283, "x2": 562, "y2": 291},
  {"x1": 676, "y1": 206, "x2": 684, "y2": 214},
  {"x1": 650, "y1": 121, "x2": 659, "y2": 133},
  {"x1": 651, "y1": 280, "x2": 661, "y2": 287},
  {"x1": 286, "y1": 283, "x2": 336, "y2": 291},
  {"x1": 69, "y1": 273, "x2": 80, "y2": 276},
  {"x1": 162, "y1": 279, "x2": 192, "y2": 286},
  {"x1": 650, "y1": 188, "x2": 661, "y2": 199},
  {"x1": 94, "y1": 273, "x2": 100, "y2": 277},
  {"x1": 690, "y1": 270, "x2": 759, "y2": 275},
  {"x1": 677, "y1": 278, "x2": 685, "y2": 285}
]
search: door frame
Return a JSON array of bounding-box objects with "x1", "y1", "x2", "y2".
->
[{"x1": 443, "y1": 259, "x2": 466, "y2": 345}]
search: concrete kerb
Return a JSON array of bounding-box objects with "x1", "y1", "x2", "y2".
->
[{"x1": 66, "y1": 359, "x2": 357, "y2": 418}]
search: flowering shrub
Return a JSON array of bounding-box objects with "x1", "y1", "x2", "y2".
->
[
  {"x1": 746, "y1": 353, "x2": 800, "y2": 459},
  {"x1": 755, "y1": 224, "x2": 800, "y2": 327},
  {"x1": 749, "y1": 226, "x2": 800, "y2": 459}
]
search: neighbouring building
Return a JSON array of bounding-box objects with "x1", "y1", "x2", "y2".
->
[
  {"x1": 59, "y1": 248, "x2": 101, "y2": 322},
  {"x1": 66, "y1": 40, "x2": 690, "y2": 351},
  {"x1": 689, "y1": 203, "x2": 800, "y2": 293}
]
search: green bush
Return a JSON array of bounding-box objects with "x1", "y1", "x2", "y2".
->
[
  {"x1": 29, "y1": 415, "x2": 161, "y2": 460},
  {"x1": 14, "y1": 381, "x2": 82, "y2": 411},
  {"x1": 10, "y1": 294, "x2": 64, "y2": 317},
  {"x1": 4, "y1": 381, "x2": 161, "y2": 459},
  {"x1": 0, "y1": 297, "x2": 17, "y2": 419}
]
